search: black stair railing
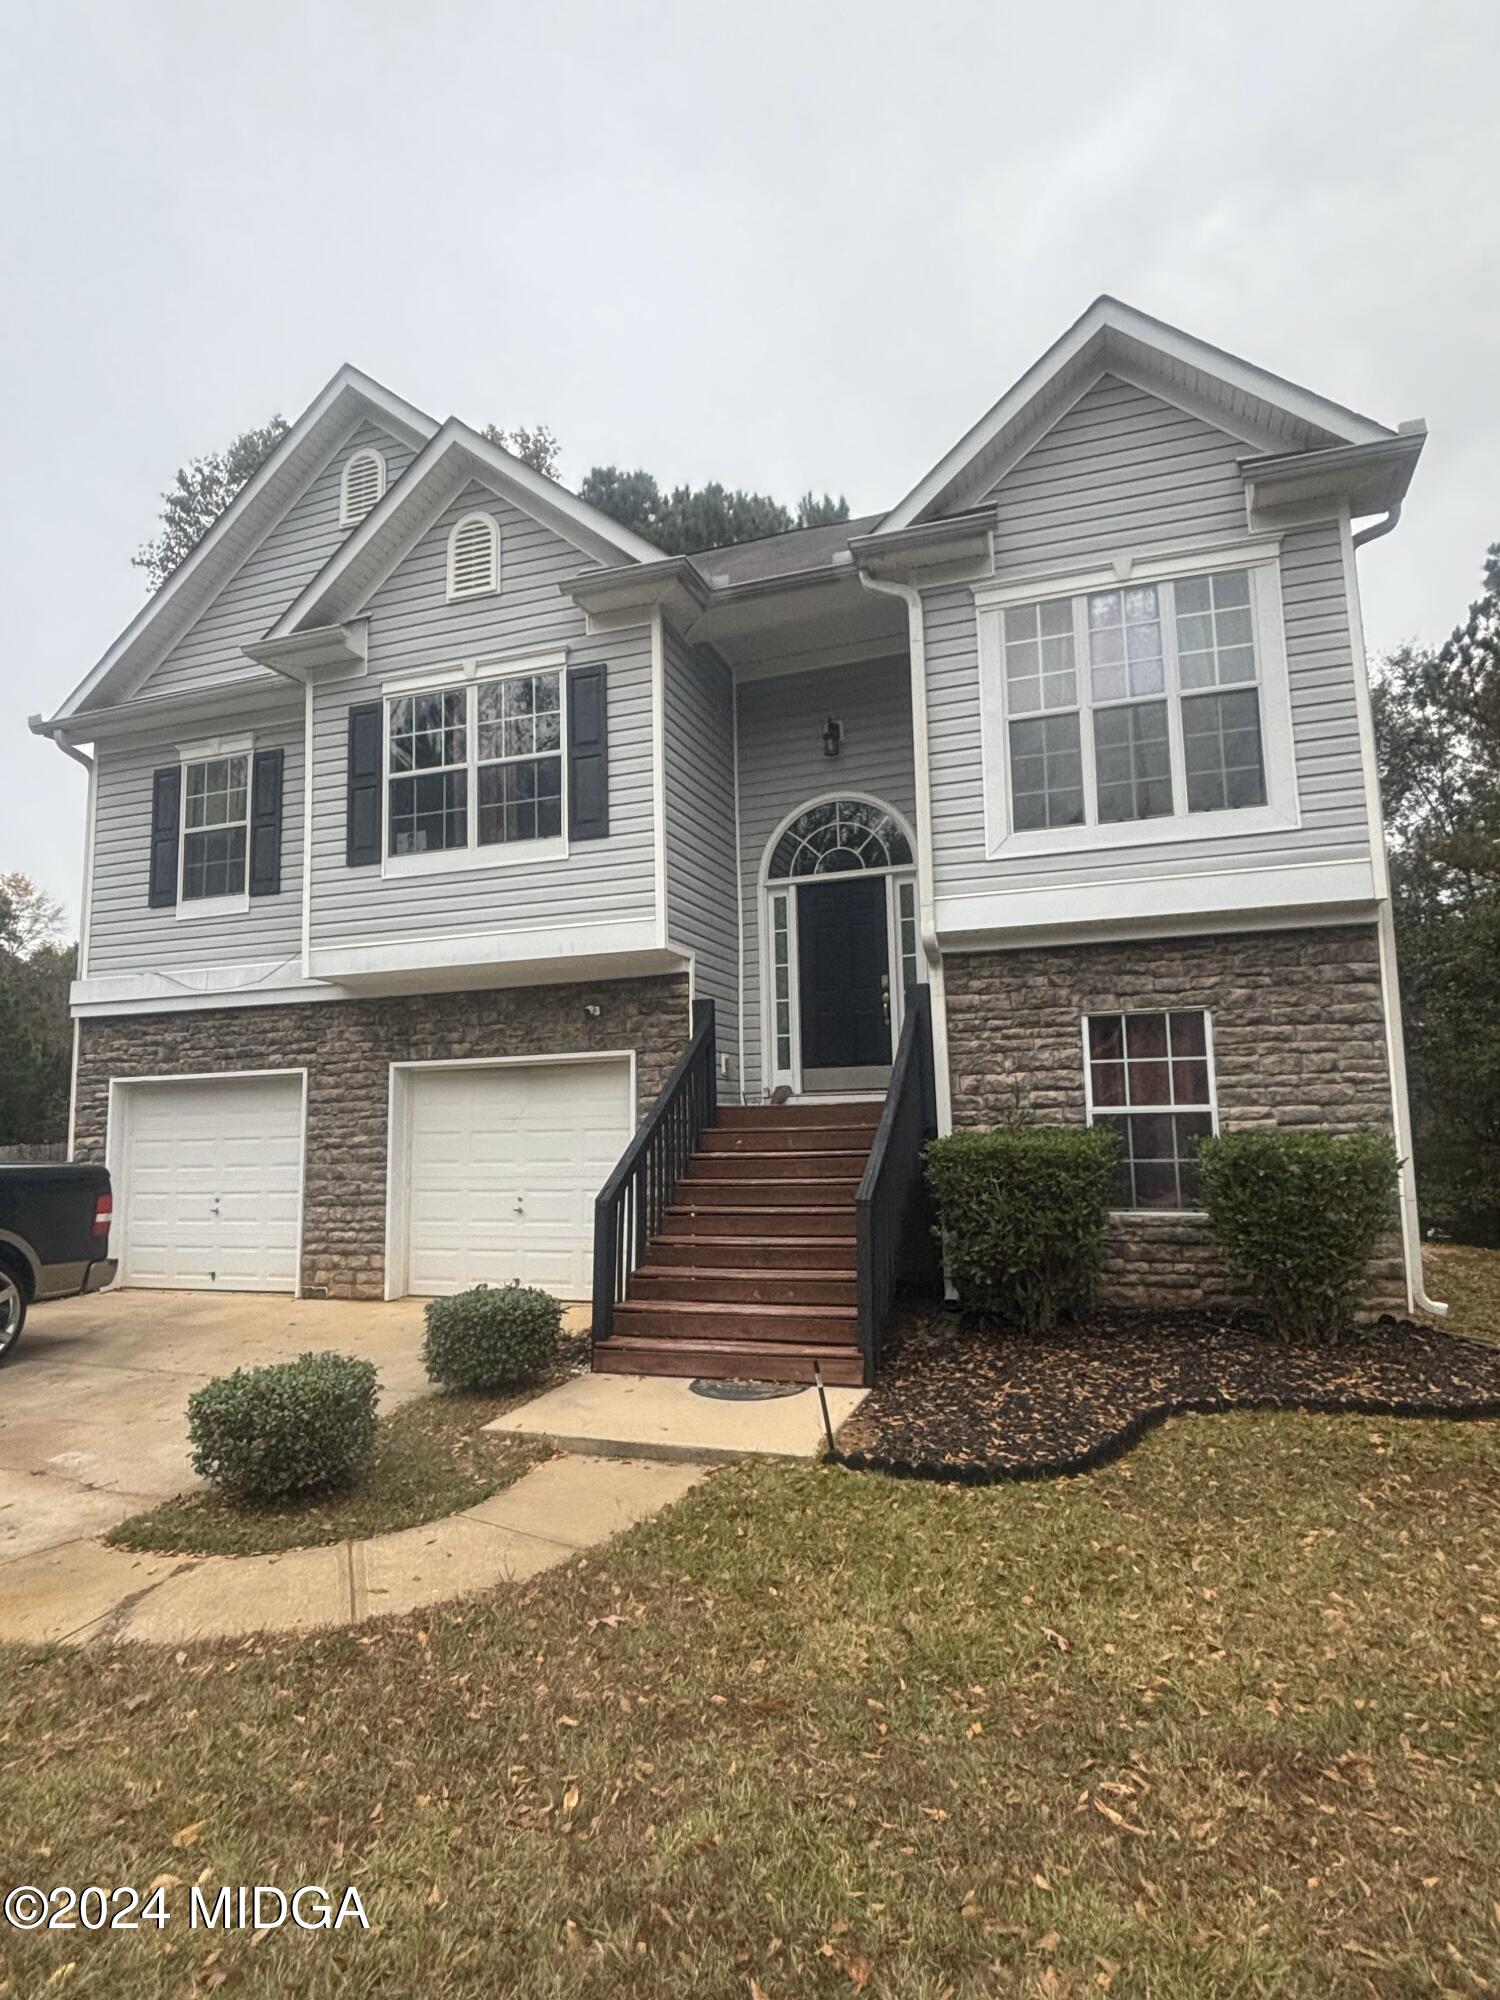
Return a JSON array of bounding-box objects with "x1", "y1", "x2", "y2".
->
[
  {"x1": 592, "y1": 999, "x2": 717, "y2": 1342},
  {"x1": 854, "y1": 984, "x2": 938, "y2": 1384}
]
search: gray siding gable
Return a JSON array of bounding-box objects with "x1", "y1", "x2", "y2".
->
[
  {"x1": 138, "y1": 419, "x2": 418, "y2": 699},
  {"x1": 924, "y1": 374, "x2": 1373, "y2": 909},
  {"x1": 986, "y1": 374, "x2": 1249, "y2": 575},
  {"x1": 307, "y1": 483, "x2": 656, "y2": 953}
]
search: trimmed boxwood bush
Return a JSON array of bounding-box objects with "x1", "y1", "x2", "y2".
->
[
  {"x1": 423, "y1": 1283, "x2": 562, "y2": 1393},
  {"x1": 1197, "y1": 1128, "x2": 1400, "y2": 1340},
  {"x1": 186, "y1": 1351, "x2": 378, "y2": 1504},
  {"x1": 925, "y1": 1126, "x2": 1119, "y2": 1334}
]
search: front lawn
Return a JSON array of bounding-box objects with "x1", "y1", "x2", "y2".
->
[
  {"x1": 104, "y1": 1394, "x2": 548, "y2": 1556},
  {"x1": 7, "y1": 1395, "x2": 1500, "y2": 1995}
]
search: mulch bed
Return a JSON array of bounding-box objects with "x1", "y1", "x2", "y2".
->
[{"x1": 832, "y1": 1308, "x2": 1500, "y2": 1484}]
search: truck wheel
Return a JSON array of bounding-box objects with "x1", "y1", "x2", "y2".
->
[{"x1": 0, "y1": 1259, "x2": 26, "y2": 1362}]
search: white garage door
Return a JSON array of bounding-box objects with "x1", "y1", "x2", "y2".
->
[
  {"x1": 116, "y1": 1074, "x2": 303, "y2": 1292},
  {"x1": 401, "y1": 1059, "x2": 632, "y2": 1299}
]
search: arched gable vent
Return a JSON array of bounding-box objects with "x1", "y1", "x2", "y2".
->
[
  {"x1": 340, "y1": 447, "x2": 386, "y2": 526},
  {"x1": 447, "y1": 512, "x2": 500, "y2": 599}
]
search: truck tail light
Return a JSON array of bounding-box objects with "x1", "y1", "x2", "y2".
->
[{"x1": 92, "y1": 1192, "x2": 113, "y2": 1240}]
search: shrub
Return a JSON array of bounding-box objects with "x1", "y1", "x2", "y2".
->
[
  {"x1": 423, "y1": 1283, "x2": 562, "y2": 1393},
  {"x1": 1197, "y1": 1128, "x2": 1400, "y2": 1339},
  {"x1": 186, "y1": 1351, "x2": 378, "y2": 1504},
  {"x1": 925, "y1": 1126, "x2": 1119, "y2": 1334}
]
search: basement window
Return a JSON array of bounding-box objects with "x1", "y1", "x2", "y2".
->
[{"x1": 1084, "y1": 1009, "x2": 1217, "y2": 1210}]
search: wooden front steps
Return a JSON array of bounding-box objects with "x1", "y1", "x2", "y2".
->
[{"x1": 592, "y1": 1100, "x2": 880, "y2": 1384}]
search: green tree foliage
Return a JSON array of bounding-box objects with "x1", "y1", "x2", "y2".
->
[
  {"x1": 481, "y1": 423, "x2": 561, "y2": 479},
  {"x1": 133, "y1": 417, "x2": 291, "y2": 590},
  {"x1": 578, "y1": 466, "x2": 850, "y2": 555},
  {"x1": 0, "y1": 874, "x2": 74, "y2": 1147},
  {"x1": 1375, "y1": 541, "x2": 1500, "y2": 1240}
]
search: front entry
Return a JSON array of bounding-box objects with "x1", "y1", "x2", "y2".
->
[{"x1": 797, "y1": 875, "x2": 892, "y2": 1092}]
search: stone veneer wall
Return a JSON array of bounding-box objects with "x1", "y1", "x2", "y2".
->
[
  {"x1": 74, "y1": 974, "x2": 690, "y2": 1300},
  {"x1": 942, "y1": 924, "x2": 1407, "y2": 1312}
]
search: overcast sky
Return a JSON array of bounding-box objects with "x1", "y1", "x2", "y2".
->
[{"x1": 2, "y1": 0, "x2": 1495, "y2": 926}]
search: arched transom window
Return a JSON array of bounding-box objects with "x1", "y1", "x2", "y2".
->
[{"x1": 768, "y1": 799, "x2": 913, "y2": 879}]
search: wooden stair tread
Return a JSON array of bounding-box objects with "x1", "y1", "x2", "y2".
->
[
  {"x1": 617, "y1": 1297, "x2": 854, "y2": 1322},
  {"x1": 667, "y1": 1204, "x2": 847, "y2": 1217},
  {"x1": 653, "y1": 1232, "x2": 856, "y2": 1248},
  {"x1": 601, "y1": 1333, "x2": 860, "y2": 1359},
  {"x1": 634, "y1": 1264, "x2": 855, "y2": 1281}
]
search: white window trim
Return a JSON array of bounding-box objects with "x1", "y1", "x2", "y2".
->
[
  {"x1": 757, "y1": 793, "x2": 922, "y2": 1096},
  {"x1": 446, "y1": 511, "x2": 501, "y2": 600},
  {"x1": 975, "y1": 540, "x2": 1299, "y2": 858},
  {"x1": 340, "y1": 447, "x2": 387, "y2": 527},
  {"x1": 176, "y1": 735, "x2": 254, "y2": 921},
  {"x1": 1080, "y1": 1009, "x2": 1220, "y2": 1217},
  {"x1": 381, "y1": 653, "x2": 569, "y2": 879}
]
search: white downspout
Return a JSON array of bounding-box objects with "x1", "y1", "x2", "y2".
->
[
  {"x1": 858, "y1": 571, "x2": 953, "y2": 1134},
  {"x1": 38, "y1": 729, "x2": 95, "y2": 1162},
  {"x1": 1339, "y1": 510, "x2": 1446, "y2": 1319}
]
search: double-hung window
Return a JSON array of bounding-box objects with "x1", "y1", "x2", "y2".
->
[
  {"x1": 182, "y1": 755, "x2": 249, "y2": 901},
  {"x1": 385, "y1": 663, "x2": 565, "y2": 870},
  {"x1": 981, "y1": 553, "x2": 1289, "y2": 849},
  {"x1": 1085, "y1": 1009, "x2": 1217, "y2": 1210}
]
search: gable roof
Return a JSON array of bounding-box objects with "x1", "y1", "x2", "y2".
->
[
  {"x1": 268, "y1": 421, "x2": 662, "y2": 639},
  {"x1": 879, "y1": 296, "x2": 1400, "y2": 532},
  {"x1": 47, "y1": 366, "x2": 439, "y2": 722}
]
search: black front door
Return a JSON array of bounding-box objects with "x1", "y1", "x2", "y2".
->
[{"x1": 797, "y1": 876, "x2": 891, "y2": 1075}]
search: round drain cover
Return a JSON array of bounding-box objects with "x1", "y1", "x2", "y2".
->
[{"x1": 689, "y1": 1378, "x2": 809, "y2": 1401}]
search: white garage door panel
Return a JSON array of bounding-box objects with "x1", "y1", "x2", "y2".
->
[
  {"x1": 119, "y1": 1076, "x2": 302, "y2": 1292},
  {"x1": 404, "y1": 1060, "x2": 631, "y2": 1299}
]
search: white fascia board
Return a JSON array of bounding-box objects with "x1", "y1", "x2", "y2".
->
[
  {"x1": 1242, "y1": 432, "x2": 1425, "y2": 520},
  {"x1": 41, "y1": 678, "x2": 302, "y2": 748},
  {"x1": 47, "y1": 366, "x2": 438, "y2": 725},
  {"x1": 881, "y1": 296, "x2": 1396, "y2": 533},
  {"x1": 933, "y1": 857, "x2": 1379, "y2": 945},
  {"x1": 70, "y1": 958, "x2": 330, "y2": 1017}
]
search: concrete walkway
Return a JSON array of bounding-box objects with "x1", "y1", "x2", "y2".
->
[
  {"x1": 488, "y1": 1370, "x2": 869, "y2": 1463},
  {"x1": 0, "y1": 1453, "x2": 706, "y2": 1648}
]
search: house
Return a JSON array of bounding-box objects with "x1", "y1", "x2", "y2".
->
[{"x1": 34, "y1": 298, "x2": 1433, "y2": 1383}]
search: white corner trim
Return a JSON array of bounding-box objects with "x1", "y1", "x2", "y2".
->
[
  {"x1": 731, "y1": 665, "x2": 746, "y2": 1106},
  {"x1": 301, "y1": 679, "x2": 314, "y2": 978},
  {"x1": 77, "y1": 757, "x2": 97, "y2": 982},
  {"x1": 650, "y1": 610, "x2": 669, "y2": 948},
  {"x1": 1337, "y1": 505, "x2": 1393, "y2": 903}
]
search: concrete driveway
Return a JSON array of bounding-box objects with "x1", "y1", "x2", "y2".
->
[{"x1": 0, "y1": 1290, "x2": 435, "y2": 1567}]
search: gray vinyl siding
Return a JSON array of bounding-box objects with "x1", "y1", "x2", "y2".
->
[
  {"x1": 986, "y1": 375, "x2": 1248, "y2": 574},
  {"x1": 86, "y1": 703, "x2": 305, "y2": 975},
  {"x1": 927, "y1": 386, "x2": 1373, "y2": 904},
  {"x1": 308, "y1": 483, "x2": 656, "y2": 949},
  {"x1": 736, "y1": 656, "x2": 915, "y2": 1098},
  {"x1": 140, "y1": 421, "x2": 418, "y2": 698},
  {"x1": 661, "y1": 627, "x2": 739, "y2": 1086}
]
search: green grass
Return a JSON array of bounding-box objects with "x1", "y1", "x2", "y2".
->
[
  {"x1": 7, "y1": 1393, "x2": 1500, "y2": 1996},
  {"x1": 104, "y1": 1393, "x2": 549, "y2": 1556},
  {"x1": 1427, "y1": 1241, "x2": 1500, "y2": 1342}
]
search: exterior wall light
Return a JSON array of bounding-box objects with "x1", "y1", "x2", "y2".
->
[{"x1": 822, "y1": 717, "x2": 843, "y2": 758}]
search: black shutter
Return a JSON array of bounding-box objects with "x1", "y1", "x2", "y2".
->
[
  {"x1": 148, "y1": 766, "x2": 181, "y2": 908},
  {"x1": 346, "y1": 702, "x2": 382, "y2": 866},
  {"x1": 567, "y1": 663, "x2": 609, "y2": 842},
  {"x1": 248, "y1": 747, "x2": 284, "y2": 897}
]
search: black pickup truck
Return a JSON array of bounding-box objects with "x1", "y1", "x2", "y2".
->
[{"x1": 0, "y1": 1164, "x2": 117, "y2": 1360}]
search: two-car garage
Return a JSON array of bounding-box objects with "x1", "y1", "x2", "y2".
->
[{"x1": 107, "y1": 1056, "x2": 633, "y2": 1301}]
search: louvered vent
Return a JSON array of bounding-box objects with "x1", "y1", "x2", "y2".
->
[
  {"x1": 448, "y1": 513, "x2": 500, "y2": 598},
  {"x1": 340, "y1": 448, "x2": 386, "y2": 526}
]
